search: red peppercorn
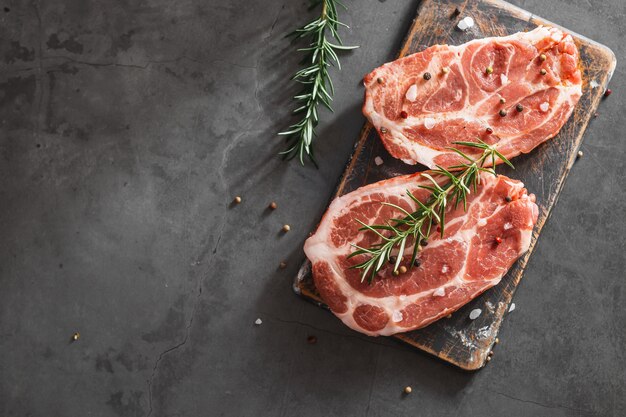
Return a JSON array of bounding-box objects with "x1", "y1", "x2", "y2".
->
[
  {"x1": 604, "y1": 89, "x2": 612, "y2": 98},
  {"x1": 400, "y1": 110, "x2": 408, "y2": 119},
  {"x1": 495, "y1": 237, "x2": 503, "y2": 244},
  {"x1": 486, "y1": 127, "x2": 493, "y2": 134}
]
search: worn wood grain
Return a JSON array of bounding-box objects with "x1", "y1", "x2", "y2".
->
[{"x1": 293, "y1": 0, "x2": 616, "y2": 370}]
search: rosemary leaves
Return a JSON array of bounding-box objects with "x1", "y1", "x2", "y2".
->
[
  {"x1": 278, "y1": 0, "x2": 358, "y2": 165},
  {"x1": 348, "y1": 140, "x2": 514, "y2": 283}
]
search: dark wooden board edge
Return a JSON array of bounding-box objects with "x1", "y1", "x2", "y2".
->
[{"x1": 293, "y1": 0, "x2": 616, "y2": 370}]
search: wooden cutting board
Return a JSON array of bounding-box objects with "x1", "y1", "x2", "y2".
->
[{"x1": 293, "y1": 0, "x2": 616, "y2": 370}]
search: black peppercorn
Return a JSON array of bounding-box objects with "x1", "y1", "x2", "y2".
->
[
  {"x1": 499, "y1": 109, "x2": 507, "y2": 117},
  {"x1": 423, "y1": 72, "x2": 432, "y2": 80},
  {"x1": 421, "y1": 239, "x2": 428, "y2": 246},
  {"x1": 389, "y1": 256, "x2": 397, "y2": 264},
  {"x1": 516, "y1": 104, "x2": 523, "y2": 112},
  {"x1": 505, "y1": 196, "x2": 512, "y2": 202},
  {"x1": 414, "y1": 259, "x2": 421, "y2": 267}
]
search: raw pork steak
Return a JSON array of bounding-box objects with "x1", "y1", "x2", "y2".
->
[
  {"x1": 362, "y1": 27, "x2": 582, "y2": 168},
  {"x1": 304, "y1": 173, "x2": 538, "y2": 336}
]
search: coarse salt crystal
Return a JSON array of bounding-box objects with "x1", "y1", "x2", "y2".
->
[
  {"x1": 469, "y1": 308, "x2": 482, "y2": 320},
  {"x1": 457, "y1": 16, "x2": 474, "y2": 31},
  {"x1": 539, "y1": 102, "x2": 550, "y2": 112},
  {"x1": 441, "y1": 264, "x2": 449, "y2": 273},
  {"x1": 433, "y1": 287, "x2": 446, "y2": 297},
  {"x1": 374, "y1": 156, "x2": 384, "y2": 166},
  {"x1": 503, "y1": 222, "x2": 513, "y2": 230},
  {"x1": 254, "y1": 318, "x2": 263, "y2": 325},
  {"x1": 392, "y1": 310, "x2": 403, "y2": 322},
  {"x1": 405, "y1": 85, "x2": 418, "y2": 102},
  {"x1": 509, "y1": 303, "x2": 516, "y2": 312},
  {"x1": 399, "y1": 294, "x2": 407, "y2": 301},
  {"x1": 590, "y1": 80, "x2": 600, "y2": 89},
  {"x1": 424, "y1": 118, "x2": 436, "y2": 129},
  {"x1": 500, "y1": 74, "x2": 509, "y2": 85}
]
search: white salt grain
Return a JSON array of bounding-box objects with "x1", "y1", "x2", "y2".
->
[
  {"x1": 399, "y1": 294, "x2": 407, "y2": 301},
  {"x1": 457, "y1": 16, "x2": 474, "y2": 31},
  {"x1": 509, "y1": 303, "x2": 516, "y2": 312},
  {"x1": 469, "y1": 308, "x2": 482, "y2": 320},
  {"x1": 503, "y1": 222, "x2": 513, "y2": 230},
  {"x1": 392, "y1": 310, "x2": 403, "y2": 323},
  {"x1": 590, "y1": 80, "x2": 600, "y2": 89},
  {"x1": 500, "y1": 74, "x2": 509, "y2": 85},
  {"x1": 405, "y1": 85, "x2": 418, "y2": 102},
  {"x1": 374, "y1": 156, "x2": 384, "y2": 166},
  {"x1": 433, "y1": 287, "x2": 446, "y2": 297},
  {"x1": 424, "y1": 117, "x2": 436, "y2": 129},
  {"x1": 539, "y1": 102, "x2": 550, "y2": 112},
  {"x1": 441, "y1": 264, "x2": 449, "y2": 273},
  {"x1": 254, "y1": 318, "x2": 263, "y2": 325}
]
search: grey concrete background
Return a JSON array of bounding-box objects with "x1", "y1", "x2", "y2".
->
[{"x1": 0, "y1": 0, "x2": 624, "y2": 416}]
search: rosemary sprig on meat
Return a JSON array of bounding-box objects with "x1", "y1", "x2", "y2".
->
[
  {"x1": 348, "y1": 140, "x2": 514, "y2": 283},
  {"x1": 278, "y1": 0, "x2": 358, "y2": 166}
]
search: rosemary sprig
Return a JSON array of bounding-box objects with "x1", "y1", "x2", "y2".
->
[
  {"x1": 278, "y1": 0, "x2": 358, "y2": 166},
  {"x1": 348, "y1": 140, "x2": 514, "y2": 283}
]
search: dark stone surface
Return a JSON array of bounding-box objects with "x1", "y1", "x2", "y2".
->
[{"x1": 0, "y1": 1, "x2": 623, "y2": 416}]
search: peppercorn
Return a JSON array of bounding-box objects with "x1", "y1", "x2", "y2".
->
[
  {"x1": 404, "y1": 386, "x2": 412, "y2": 394},
  {"x1": 377, "y1": 77, "x2": 384, "y2": 84},
  {"x1": 380, "y1": 127, "x2": 388, "y2": 133},
  {"x1": 540, "y1": 68, "x2": 547, "y2": 75},
  {"x1": 486, "y1": 127, "x2": 493, "y2": 134},
  {"x1": 499, "y1": 109, "x2": 507, "y2": 117},
  {"x1": 233, "y1": 196, "x2": 242, "y2": 204},
  {"x1": 282, "y1": 224, "x2": 291, "y2": 232},
  {"x1": 539, "y1": 53, "x2": 547, "y2": 61},
  {"x1": 389, "y1": 256, "x2": 397, "y2": 264},
  {"x1": 486, "y1": 66, "x2": 493, "y2": 74},
  {"x1": 604, "y1": 89, "x2": 612, "y2": 97},
  {"x1": 577, "y1": 150, "x2": 583, "y2": 159},
  {"x1": 500, "y1": 97, "x2": 506, "y2": 104},
  {"x1": 279, "y1": 261, "x2": 287, "y2": 269},
  {"x1": 307, "y1": 335, "x2": 317, "y2": 345},
  {"x1": 423, "y1": 72, "x2": 432, "y2": 80},
  {"x1": 269, "y1": 201, "x2": 277, "y2": 210},
  {"x1": 505, "y1": 196, "x2": 512, "y2": 202},
  {"x1": 495, "y1": 337, "x2": 500, "y2": 344},
  {"x1": 400, "y1": 110, "x2": 408, "y2": 119},
  {"x1": 72, "y1": 332, "x2": 80, "y2": 341},
  {"x1": 399, "y1": 266, "x2": 408, "y2": 274},
  {"x1": 414, "y1": 259, "x2": 421, "y2": 267},
  {"x1": 393, "y1": 270, "x2": 400, "y2": 277},
  {"x1": 495, "y1": 236, "x2": 502, "y2": 244},
  {"x1": 442, "y1": 67, "x2": 450, "y2": 74},
  {"x1": 421, "y1": 239, "x2": 428, "y2": 246},
  {"x1": 486, "y1": 356, "x2": 492, "y2": 362}
]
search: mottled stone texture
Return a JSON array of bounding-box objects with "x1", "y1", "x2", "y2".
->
[{"x1": 0, "y1": 1, "x2": 623, "y2": 416}]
